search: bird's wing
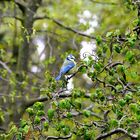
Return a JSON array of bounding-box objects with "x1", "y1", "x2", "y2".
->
[{"x1": 60, "y1": 63, "x2": 75, "y2": 74}]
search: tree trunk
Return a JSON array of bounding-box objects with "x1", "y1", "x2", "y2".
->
[
  {"x1": 17, "y1": 0, "x2": 42, "y2": 79},
  {"x1": 0, "y1": 0, "x2": 42, "y2": 130}
]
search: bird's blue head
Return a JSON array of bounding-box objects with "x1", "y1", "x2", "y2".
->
[{"x1": 66, "y1": 54, "x2": 75, "y2": 61}]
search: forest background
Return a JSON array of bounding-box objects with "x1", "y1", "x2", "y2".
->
[{"x1": 0, "y1": 0, "x2": 140, "y2": 139}]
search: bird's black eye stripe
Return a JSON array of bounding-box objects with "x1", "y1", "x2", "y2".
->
[
  {"x1": 66, "y1": 55, "x2": 75, "y2": 60},
  {"x1": 66, "y1": 57, "x2": 70, "y2": 60}
]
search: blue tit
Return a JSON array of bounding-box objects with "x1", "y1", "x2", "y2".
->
[{"x1": 55, "y1": 54, "x2": 76, "y2": 81}]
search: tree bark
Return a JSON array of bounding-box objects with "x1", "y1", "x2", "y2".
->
[{"x1": 17, "y1": 0, "x2": 42, "y2": 79}]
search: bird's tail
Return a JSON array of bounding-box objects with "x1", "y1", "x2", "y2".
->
[{"x1": 55, "y1": 73, "x2": 61, "y2": 81}]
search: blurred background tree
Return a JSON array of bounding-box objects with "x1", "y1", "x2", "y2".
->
[{"x1": 0, "y1": 0, "x2": 139, "y2": 139}]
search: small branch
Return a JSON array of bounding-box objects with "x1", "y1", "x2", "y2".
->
[
  {"x1": 61, "y1": 104, "x2": 102, "y2": 119},
  {"x1": 67, "y1": 65, "x2": 88, "y2": 80},
  {"x1": 46, "y1": 36, "x2": 53, "y2": 58},
  {"x1": 46, "y1": 133, "x2": 72, "y2": 140},
  {"x1": 117, "y1": 78, "x2": 137, "y2": 94},
  {"x1": 68, "y1": 111, "x2": 102, "y2": 119},
  {"x1": 108, "y1": 62, "x2": 123, "y2": 68},
  {"x1": 25, "y1": 96, "x2": 49, "y2": 109},
  {"x1": 0, "y1": 76, "x2": 9, "y2": 82},
  {"x1": 0, "y1": 15, "x2": 23, "y2": 23},
  {"x1": 15, "y1": 0, "x2": 27, "y2": 14},
  {"x1": 133, "y1": 26, "x2": 140, "y2": 32},
  {"x1": 25, "y1": 90, "x2": 91, "y2": 108},
  {"x1": 0, "y1": 127, "x2": 6, "y2": 132},
  {"x1": 90, "y1": 0, "x2": 119, "y2": 5},
  {"x1": 92, "y1": 122, "x2": 106, "y2": 128},
  {"x1": 96, "y1": 128, "x2": 138, "y2": 140},
  {"x1": 98, "y1": 61, "x2": 123, "y2": 75},
  {"x1": 97, "y1": 62, "x2": 112, "y2": 74},
  {"x1": 96, "y1": 78, "x2": 117, "y2": 91},
  {"x1": 104, "y1": 110, "x2": 110, "y2": 122},
  {"x1": 34, "y1": 16, "x2": 106, "y2": 41},
  {"x1": 0, "y1": 61, "x2": 12, "y2": 73},
  {"x1": 74, "y1": 120, "x2": 105, "y2": 128}
]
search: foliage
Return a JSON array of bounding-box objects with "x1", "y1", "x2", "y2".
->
[{"x1": 0, "y1": 0, "x2": 140, "y2": 140}]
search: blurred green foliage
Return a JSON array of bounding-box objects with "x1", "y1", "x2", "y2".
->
[{"x1": 0, "y1": 0, "x2": 139, "y2": 140}]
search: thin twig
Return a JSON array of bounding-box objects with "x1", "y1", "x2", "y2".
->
[
  {"x1": 90, "y1": 0, "x2": 119, "y2": 5},
  {"x1": 0, "y1": 61, "x2": 12, "y2": 73},
  {"x1": 67, "y1": 65, "x2": 88, "y2": 80},
  {"x1": 0, "y1": 15, "x2": 23, "y2": 23},
  {"x1": 46, "y1": 133, "x2": 72, "y2": 140},
  {"x1": 96, "y1": 128, "x2": 138, "y2": 140},
  {"x1": 34, "y1": 16, "x2": 106, "y2": 41}
]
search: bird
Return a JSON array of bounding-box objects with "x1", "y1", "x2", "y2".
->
[{"x1": 55, "y1": 54, "x2": 76, "y2": 81}]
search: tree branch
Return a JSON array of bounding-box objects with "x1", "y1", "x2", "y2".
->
[
  {"x1": 74, "y1": 120, "x2": 105, "y2": 128},
  {"x1": 14, "y1": 0, "x2": 27, "y2": 15},
  {"x1": 25, "y1": 96, "x2": 49, "y2": 109},
  {"x1": 0, "y1": 15, "x2": 23, "y2": 22},
  {"x1": 96, "y1": 78, "x2": 117, "y2": 91},
  {"x1": 25, "y1": 91, "x2": 91, "y2": 108},
  {"x1": 67, "y1": 65, "x2": 88, "y2": 81},
  {"x1": 0, "y1": 60, "x2": 12, "y2": 73},
  {"x1": 34, "y1": 16, "x2": 106, "y2": 41},
  {"x1": 90, "y1": 0, "x2": 119, "y2": 5},
  {"x1": 96, "y1": 128, "x2": 138, "y2": 140},
  {"x1": 46, "y1": 133, "x2": 72, "y2": 140},
  {"x1": 108, "y1": 62, "x2": 123, "y2": 68}
]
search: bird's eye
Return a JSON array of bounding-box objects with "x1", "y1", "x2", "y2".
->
[{"x1": 72, "y1": 56, "x2": 75, "y2": 60}]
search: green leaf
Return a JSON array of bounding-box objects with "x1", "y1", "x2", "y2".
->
[
  {"x1": 109, "y1": 68, "x2": 115, "y2": 76},
  {"x1": 83, "y1": 110, "x2": 91, "y2": 117},
  {"x1": 20, "y1": 120, "x2": 28, "y2": 128},
  {"x1": 66, "y1": 112, "x2": 72, "y2": 118},
  {"x1": 72, "y1": 88, "x2": 85, "y2": 98},
  {"x1": 114, "y1": 45, "x2": 122, "y2": 53},
  {"x1": 116, "y1": 84, "x2": 123, "y2": 91},
  {"x1": 106, "y1": 31, "x2": 113, "y2": 37},
  {"x1": 34, "y1": 116, "x2": 41, "y2": 124},
  {"x1": 26, "y1": 108, "x2": 34, "y2": 116},
  {"x1": 124, "y1": 93, "x2": 132, "y2": 102},
  {"x1": 114, "y1": 29, "x2": 121, "y2": 36},
  {"x1": 119, "y1": 99, "x2": 126, "y2": 107},
  {"x1": 47, "y1": 109, "x2": 55, "y2": 120},
  {"x1": 125, "y1": 51, "x2": 134, "y2": 62},
  {"x1": 136, "y1": 115, "x2": 140, "y2": 122},
  {"x1": 62, "y1": 126, "x2": 70, "y2": 135},
  {"x1": 37, "y1": 110, "x2": 45, "y2": 116},
  {"x1": 33, "y1": 102, "x2": 44, "y2": 110},
  {"x1": 109, "y1": 119, "x2": 118, "y2": 128},
  {"x1": 117, "y1": 65, "x2": 125, "y2": 73},
  {"x1": 84, "y1": 130, "x2": 93, "y2": 140},
  {"x1": 130, "y1": 71, "x2": 138, "y2": 79},
  {"x1": 127, "y1": 38, "x2": 135, "y2": 47},
  {"x1": 44, "y1": 121, "x2": 49, "y2": 130},
  {"x1": 72, "y1": 99, "x2": 82, "y2": 109},
  {"x1": 96, "y1": 88, "x2": 105, "y2": 101},
  {"x1": 129, "y1": 103, "x2": 137, "y2": 113},
  {"x1": 96, "y1": 35, "x2": 102, "y2": 44},
  {"x1": 59, "y1": 99, "x2": 67, "y2": 109},
  {"x1": 90, "y1": 92, "x2": 98, "y2": 101},
  {"x1": 22, "y1": 125, "x2": 30, "y2": 134},
  {"x1": 88, "y1": 71, "x2": 97, "y2": 79},
  {"x1": 94, "y1": 62, "x2": 103, "y2": 71},
  {"x1": 59, "y1": 99, "x2": 71, "y2": 110},
  {"x1": 102, "y1": 43, "x2": 108, "y2": 53},
  {"x1": 78, "y1": 66, "x2": 87, "y2": 73},
  {"x1": 9, "y1": 125, "x2": 18, "y2": 134}
]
